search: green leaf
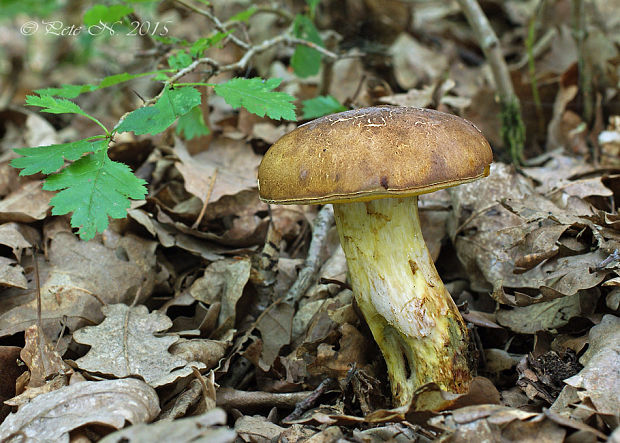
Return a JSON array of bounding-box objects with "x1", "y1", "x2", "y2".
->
[
  {"x1": 83, "y1": 4, "x2": 133, "y2": 26},
  {"x1": 291, "y1": 14, "x2": 323, "y2": 78},
  {"x1": 115, "y1": 86, "x2": 201, "y2": 135},
  {"x1": 11, "y1": 138, "x2": 107, "y2": 175},
  {"x1": 176, "y1": 106, "x2": 210, "y2": 139},
  {"x1": 305, "y1": 0, "x2": 320, "y2": 17},
  {"x1": 26, "y1": 94, "x2": 89, "y2": 117},
  {"x1": 43, "y1": 149, "x2": 147, "y2": 240},
  {"x1": 214, "y1": 77, "x2": 296, "y2": 121},
  {"x1": 1, "y1": 0, "x2": 61, "y2": 17},
  {"x1": 228, "y1": 6, "x2": 257, "y2": 23},
  {"x1": 190, "y1": 31, "x2": 230, "y2": 57},
  {"x1": 34, "y1": 84, "x2": 95, "y2": 99},
  {"x1": 35, "y1": 70, "x2": 170, "y2": 99},
  {"x1": 168, "y1": 51, "x2": 193, "y2": 69},
  {"x1": 301, "y1": 95, "x2": 347, "y2": 119},
  {"x1": 26, "y1": 94, "x2": 108, "y2": 133}
]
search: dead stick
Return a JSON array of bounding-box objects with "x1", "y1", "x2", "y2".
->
[
  {"x1": 216, "y1": 388, "x2": 312, "y2": 410},
  {"x1": 285, "y1": 205, "x2": 334, "y2": 302},
  {"x1": 283, "y1": 378, "x2": 335, "y2": 422}
]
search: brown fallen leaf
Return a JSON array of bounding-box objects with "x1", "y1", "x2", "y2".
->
[
  {"x1": 74, "y1": 304, "x2": 205, "y2": 387},
  {"x1": 100, "y1": 408, "x2": 235, "y2": 443},
  {"x1": 235, "y1": 415, "x2": 286, "y2": 442},
  {"x1": 0, "y1": 346, "x2": 23, "y2": 421},
  {"x1": 0, "y1": 180, "x2": 54, "y2": 223},
  {"x1": 428, "y1": 404, "x2": 566, "y2": 442},
  {"x1": 20, "y1": 325, "x2": 72, "y2": 388},
  {"x1": 0, "y1": 379, "x2": 159, "y2": 442},
  {"x1": 189, "y1": 257, "x2": 251, "y2": 334},
  {"x1": 255, "y1": 302, "x2": 294, "y2": 371},
  {"x1": 557, "y1": 314, "x2": 620, "y2": 429},
  {"x1": 0, "y1": 222, "x2": 38, "y2": 261},
  {"x1": 0, "y1": 232, "x2": 157, "y2": 338},
  {"x1": 0, "y1": 256, "x2": 27, "y2": 289}
]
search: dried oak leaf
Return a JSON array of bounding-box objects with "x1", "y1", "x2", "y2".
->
[
  {"x1": 189, "y1": 257, "x2": 251, "y2": 334},
  {"x1": 0, "y1": 256, "x2": 27, "y2": 289},
  {"x1": 428, "y1": 405, "x2": 566, "y2": 443},
  {"x1": 99, "y1": 408, "x2": 235, "y2": 443},
  {"x1": 74, "y1": 304, "x2": 205, "y2": 387},
  {"x1": 0, "y1": 232, "x2": 157, "y2": 338},
  {"x1": 20, "y1": 325, "x2": 72, "y2": 388},
  {"x1": 557, "y1": 315, "x2": 620, "y2": 428},
  {"x1": 235, "y1": 415, "x2": 286, "y2": 442},
  {"x1": 0, "y1": 379, "x2": 159, "y2": 443},
  {"x1": 0, "y1": 180, "x2": 54, "y2": 223},
  {"x1": 450, "y1": 163, "x2": 612, "y2": 301}
]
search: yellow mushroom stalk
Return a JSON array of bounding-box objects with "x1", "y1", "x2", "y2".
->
[
  {"x1": 257, "y1": 106, "x2": 492, "y2": 407},
  {"x1": 333, "y1": 196, "x2": 473, "y2": 405}
]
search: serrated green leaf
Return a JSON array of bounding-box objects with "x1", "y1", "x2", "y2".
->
[
  {"x1": 115, "y1": 86, "x2": 201, "y2": 135},
  {"x1": 176, "y1": 106, "x2": 210, "y2": 140},
  {"x1": 11, "y1": 138, "x2": 107, "y2": 175},
  {"x1": 301, "y1": 95, "x2": 347, "y2": 119},
  {"x1": 190, "y1": 31, "x2": 230, "y2": 57},
  {"x1": 34, "y1": 84, "x2": 96, "y2": 99},
  {"x1": 291, "y1": 14, "x2": 323, "y2": 78},
  {"x1": 83, "y1": 4, "x2": 133, "y2": 26},
  {"x1": 35, "y1": 71, "x2": 170, "y2": 99},
  {"x1": 306, "y1": 0, "x2": 320, "y2": 16},
  {"x1": 43, "y1": 150, "x2": 147, "y2": 240},
  {"x1": 214, "y1": 78, "x2": 296, "y2": 121},
  {"x1": 168, "y1": 51, "x2": 193, "y2": 69},
  {"x1": 228, "y1": 6, "x2": 257, "y2": 23},
  {"x1": 26, "y1": 95, "x2": 89, "y2": 117}
]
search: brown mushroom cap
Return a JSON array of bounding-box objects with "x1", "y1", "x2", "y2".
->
[{"x1": 258, "y1": 106, "x2": 493, "y2": 205}]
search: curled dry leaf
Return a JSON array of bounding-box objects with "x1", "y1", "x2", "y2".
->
[
  {"x1": 74, "y1": 304, "x2": 205, "y2": 387},
  {"x1": 0, "y1": 232, "x2": 157, "y2": 338},
  {"x1": 100, "y1": 408, "x2": 235, "y2": 443},
  {"x1": 189, "y1": 257, "x2": 251, "y2": 334},
  {"x1": 428, "y1": 404, "x2": 566, "y2": 442},
  {"x1": 174, "y1": 136, "x2": 262, "y2": 212},
  {"x1": 0, "y1": 180, "x2": 54, "y2": 223},
  {"x1": 20, "y1": 325, "x2": 72, "y2": 388},
  {"x1": 235, "y1": 415, "x2": 286, "y2": 442},
  {"x1": 0, "y1": 379, "x2": 159, "y2": 443},
  {"x1": 450, "y1": 163, "x2": 617, "y2": 310},
  {"x1": 558, "y1": 315, "x2": 620, "y2": 428},
  {"x1": 0, "y1": 256, "x2": 27, "y2": 289}
]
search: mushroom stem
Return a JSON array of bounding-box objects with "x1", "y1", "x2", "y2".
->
[{"x1": 332, "y1": 196, "x2": 474, "y2": 406}]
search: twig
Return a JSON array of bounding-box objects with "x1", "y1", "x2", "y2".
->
[
  {"x1": 216, "y1": 388, "x2": 312, "y2": 410},
  {"x1": 136, "y1": 34, "x2": 339, "y2": 110},
  {"x1": 174, "y1": 0, "x2": 251, "y2": 50},
  {"x1": 456, "y1": 0, "x2": 515, "y2": 100},
  {"x1": 456, "y1": 0, "x2": 526, "y2": 164},
  {"x1": 252, "y1": 6, "x2": 295, "y2": 23},
  {"x1": 283, "y1": 378, "x2": 335, "y2": 422},
  {"x1": 285, "y1": 205, "x2": 335, "y2": 302}
]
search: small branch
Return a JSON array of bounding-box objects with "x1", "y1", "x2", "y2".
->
[
  {"x1": 216, "y1": 388, "x2": 312, "y2": 410},
  {"x1": 283, "y1": 378, "x2": 335, "y2": 422},
  {"x1": 252, "y1": 6, "x2": 295, "y2": 23},
  {"x1": 456, "y1": 0, "x2": 526, "y2": 164},
  {"x1": 174, "y1": 0, "x2": 251, "y2": 50},
  {"x1": 456, "y1": 0, "x2": 515, "y2": 99},
  {"x1": 285, "y1": 205, "x2": 335, "y2": 303}
]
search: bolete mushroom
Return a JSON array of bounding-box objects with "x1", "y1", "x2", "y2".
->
[{"x1": 257, "y1": 106, "x2": 492, "y2": 406}]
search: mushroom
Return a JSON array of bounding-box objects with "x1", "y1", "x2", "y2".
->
[{"x1": 257, "y1": 106, "x2": 492, "y2": 406}]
